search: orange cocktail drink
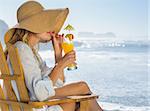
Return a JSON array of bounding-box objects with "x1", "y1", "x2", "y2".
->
[{"x1": 62, "y1": 34, "x2": 77, "y2": 70}]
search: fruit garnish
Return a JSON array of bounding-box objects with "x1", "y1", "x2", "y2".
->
[{"x1": 65, "y1": 34, "x2": 74, "y2": 41}]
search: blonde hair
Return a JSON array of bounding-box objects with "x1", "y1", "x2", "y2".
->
[{"x1": 4, "y1": 29, "x2": 40, "y2": 63}]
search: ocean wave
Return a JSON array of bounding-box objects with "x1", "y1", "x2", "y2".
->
[
  {"x1": 75, "y1": 40, "x2": 149, "y2": 53},
  {"x1": 38, "y1": 39, "x2": 149, "y2": 53},
  {"x1": 99, "y1": 102, "x2": 150, "y2": 111}
]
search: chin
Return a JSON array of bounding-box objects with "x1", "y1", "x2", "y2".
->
[{"x1": 40, "y1": 39, "x2": 51, "y2": 43}]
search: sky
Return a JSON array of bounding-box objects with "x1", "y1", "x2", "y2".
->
[{"x1": 0, "y1": 0, "x2": 148, "y2": 40}]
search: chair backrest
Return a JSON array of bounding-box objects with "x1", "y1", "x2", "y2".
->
[
  {"x1": 6, "y1": 43, "x2": 30, "y2": 102},
  {"x1": 0, "y1": 42, "x2": 32, "y2": 111}
]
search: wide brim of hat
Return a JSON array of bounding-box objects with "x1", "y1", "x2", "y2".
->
[{"x1": 5, "y1": 8, "x2": 69, "y2": 44}]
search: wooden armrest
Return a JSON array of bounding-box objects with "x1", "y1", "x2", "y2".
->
[
  {"x1": 0, "y1": 94, "x2": 98, "y2": 108},
  {"x1": 29, "y1": 94, "x2": 99, "y2": 108}
]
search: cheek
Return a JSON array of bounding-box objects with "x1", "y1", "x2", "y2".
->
[
  {"x1": 42, "y1": 34, "x2": 52, "y2": 40},
  {"x1": 47, "y1": 34, "x2": 52, "y2": 40}
]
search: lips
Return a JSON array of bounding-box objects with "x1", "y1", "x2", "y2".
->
[
  {"x1": 47, "y1": 31, "x2": 52, "y2": 34},
  {"x1": 47, "y1": 31, "x2": 64, "y2": 39}
]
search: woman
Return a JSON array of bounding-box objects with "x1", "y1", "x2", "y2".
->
[{"x1": 4, "y1": 1, "x2": 103, "y2": 111}]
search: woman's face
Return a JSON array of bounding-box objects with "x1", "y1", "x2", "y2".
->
[{"x1": 35, "y1": 32, "x2": 52, "y2": 43}]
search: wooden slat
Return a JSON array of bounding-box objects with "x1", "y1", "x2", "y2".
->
[
  {"x1": 0, "y1": 42, "x2": 16, "y2": 100},
  {"x1": 80, "y1": 100, "x2": 90, "y2": 111},
  {"x1": 0, "y1": 99, "x2": 32, "y2": 108},
  {"x1": 0, "y1": 42, "x2": 22, "y2": 111},
  {"x1": 7, "y1": 43, "x2": 30, "y2": 103},
  {"x1": 0, "y1": 85, "x2": 9, "y2": 111},
  {"x1": 29, "y1": 94, "x2": 98, "y2": 108},
  {"x1": 22, "y1": 105, "x2": 33, "y2": 111},
  {"x1": 0, "y1": 74, "x2": 20, "y2": 80}
]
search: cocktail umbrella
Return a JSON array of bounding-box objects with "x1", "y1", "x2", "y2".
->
[
  {"x1": 64, "y1": 24, "x2": 75, "y2": 32},
  {"x1": 64, "y1": 24, "x2": 75, "y2": 40}
]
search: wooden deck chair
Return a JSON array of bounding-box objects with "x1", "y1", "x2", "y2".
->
[{"x1": 0, "y1": 42, "x2": 99, "y2": 111}]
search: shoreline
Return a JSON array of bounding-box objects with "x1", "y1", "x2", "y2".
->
[{"x1": 99, "y1": 102, "x2": 150, "y2": 111}]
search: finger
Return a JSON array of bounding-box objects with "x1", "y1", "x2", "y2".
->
[
  {"x1": 71, "y1": 50, "x2": 76, "y2": 54},
  {"x1": 59, "y1": 35, "x2": 62, "y2": 38},
  {"x1": 68, "y1": 58, "x2": 76, "y2": 63},
  {"x1": 51, "y1": 35, "x2": 57, "y2": 43},
  {"x1": 65, "y1": 54, "x2": 75, "y2": 60},
  {"x1": 62, "y1": 34, "x2": 64, "y2": 37},
  {"x1": 56, "y1": 34, "x2": 59, "y2": 38},
  {"x1": 68, "y1": 55, "x2": 76, "y2": 59},
  {"x1": 67, "y1": 50, "x2": 75, "y2": 55},
  {"x1": 64, "y1": 54, "x2": 75, "y2": 60},
  {"x1": 67, "y1": 51, "x2": 75, "y2": 55},
  {"x1": 66, "y1": 53, "x2": 75, "y2": 58},
  {"x1": 56, "y1": 34, "x2": 63, "y2": 38},
  {"x1": 73, "y1": 50, "x2": 76, "y2": 56},
  {"x1": 52, "y1": 34, "x2": 62, "y2": 43},
  {"x1": 73, "y1": 62, "x2": 77, "y2": 66},
  {"x1": 60, "y1": 34, "x2": 64, "y2": 43},
  {"x1": 58, "y1": 35, "x2": 63, "y2": 43},
  {"x1": 55, "y1": 34, "x2": 63, "y2": 43},
  {"x1": 49, "y1": 31, "x2": 55, "y2": 37}
]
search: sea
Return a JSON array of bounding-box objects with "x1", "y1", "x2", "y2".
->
[{"x1": 39, "y1": 37, "x2": 150, "y2": 111}]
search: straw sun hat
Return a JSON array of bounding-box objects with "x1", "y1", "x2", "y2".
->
[{"x1": 4, "y1": 0, "x2": 69, "y2": 44}]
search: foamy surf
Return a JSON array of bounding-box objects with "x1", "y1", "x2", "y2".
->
[{"x1": 99, "y1": 102, "x2": 150, "y2": 111}]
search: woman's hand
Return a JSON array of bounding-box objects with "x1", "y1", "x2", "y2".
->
[
  {"x1": 57, "y1": 50, "x2": 76, "y2": 69},
  {"x1": 50, "y1": 32, "x2": 64, "y2": 63}
]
